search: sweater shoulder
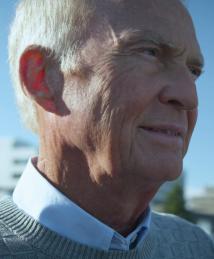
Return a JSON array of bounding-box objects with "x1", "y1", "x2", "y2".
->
[
  {"x1": 0, "y1": 218, "x2": 13, "y2": 256},
  {"x1": 0, "y1": 218, "x2": 36, "y2": 257},
  {"x1": 152, "y1": 211, "x2": 199, "y2": 232},
  {"x1": 150, "y1": 211, "x2": 214, "y2": 258}
]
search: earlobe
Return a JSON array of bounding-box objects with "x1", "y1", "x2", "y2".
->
[{"x1": 19, "y1": 46, "x2": 57, "y2": 113}]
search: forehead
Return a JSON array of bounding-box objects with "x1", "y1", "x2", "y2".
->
[
  {"x1": 98, "y1": 0, "x2": 192, "y2": 35},
  {"x1": 83, "y1": 0, "x2": 203, "y2": 66}
]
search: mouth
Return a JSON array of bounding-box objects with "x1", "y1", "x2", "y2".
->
[
  {"x1": 138, "y1": 124, "x2": 186, "y2": 147},
  {"x1": 140, "y1": 126, "x2": 182, "y2": 138}
]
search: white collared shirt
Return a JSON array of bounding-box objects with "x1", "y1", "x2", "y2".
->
[{"x1": 13, "y1": 158, "x2": 151, "y2": 251}]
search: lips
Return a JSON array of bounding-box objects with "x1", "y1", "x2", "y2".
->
[
  {"x1": 139, "y1": 125, "x2": 186, "y2": 138},
  {"x1": 142, "y1": 127, "x2": 181, "y2": 137}
]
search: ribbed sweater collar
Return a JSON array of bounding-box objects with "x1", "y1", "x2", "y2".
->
[{"x1": 0, "y1": 197, "x2": 156, "y2": 258}]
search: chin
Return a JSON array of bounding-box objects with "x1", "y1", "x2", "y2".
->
[
  {"x1": 157, "y1": 163, "x2": 183, "y2": 182},
  {"x1": 165, "y1": 169, "x2": 183, "y2": 182},
  {"x1": 133, "y1": 160, "x2": 183, "y2": 184}
]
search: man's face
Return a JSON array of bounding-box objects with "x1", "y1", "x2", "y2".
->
[{"x1": 61, "y1": 0, "x2": 203, "y2": 185}]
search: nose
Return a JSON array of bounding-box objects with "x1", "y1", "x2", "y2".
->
[{"x1": 159, "y1": 65, "x2": 198, "y2": 111}]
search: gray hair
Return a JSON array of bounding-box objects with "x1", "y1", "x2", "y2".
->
[
  {"x1": 9, "y1": 0, "x2": 187, "y2": 133},
  {"x1": 9, "y1": 0, "x2": 96, "y2": 133}
]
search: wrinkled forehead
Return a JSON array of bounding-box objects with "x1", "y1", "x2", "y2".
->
[
  {"x1": 96, "y1": 0, "x2": 190, "y2": 31},
  {"x1": 83, "y1": 0, "x2": 203, "y2": 65}
]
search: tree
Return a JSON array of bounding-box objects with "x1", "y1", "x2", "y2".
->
[{"x1": 163, "y1": 183, "x2": 194, "y2": 222}]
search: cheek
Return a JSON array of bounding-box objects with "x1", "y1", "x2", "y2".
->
[
  {"x1": 183, "y1": 109, "x2": 197, "y2": 154},
  {"x1": 109, "y1": 72, "x2": 160, "y2": 119},
  {"x1": 96, "y1": 53, "x2": 162, "y2": 115},
  {"x1": 187, "y1": 109, "x2": 198, "y2": 136},
  {"x1": 113, "y1": 60, "x2": 162, "y2": 106}
]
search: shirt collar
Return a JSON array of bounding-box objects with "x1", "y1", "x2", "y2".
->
[{"x1": 13, "y1": 157, "x2": 151, "y2": 251}]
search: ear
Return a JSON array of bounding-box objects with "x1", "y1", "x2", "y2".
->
[{"x1": 19, "y1": 46, "x2": 57, "y2": 113}]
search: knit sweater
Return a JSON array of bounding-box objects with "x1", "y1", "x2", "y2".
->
[{"x1": 0, "y1": 197, "x2": 213, "y2": 259}]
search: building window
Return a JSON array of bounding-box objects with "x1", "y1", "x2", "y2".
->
[
  {"x1": 12, "y1": 172, "x2": 21, "y2": 179},
  {"x1": 13, "y1": 159, "x2": 28, "y2": 165}
]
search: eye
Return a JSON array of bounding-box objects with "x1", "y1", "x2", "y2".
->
[
  {"x1": 142, "y1": 48, "x2": 160, "y2": 58},
  {"x1": 189, "y1": 66, "x2": 203, "y2": 79},
  {"x1": 131, "y1": 46, "x2": 160, "y2": 59}
]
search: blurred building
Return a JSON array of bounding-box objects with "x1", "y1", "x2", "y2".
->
[
  {"x1": 0, "y1": 137, "x2": 37, "y2": 197},
  {"x1": 187, "y1": 187, "x2": 214, "y2": 239},
  {"x1": 152, "y1": 177, "x2": 214, "y2": 240}
]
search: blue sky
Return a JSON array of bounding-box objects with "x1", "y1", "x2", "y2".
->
[{"x1": 0, "y1": 1, "x2": 214, "y2": 197}]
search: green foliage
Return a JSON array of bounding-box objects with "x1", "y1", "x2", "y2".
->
[{"x1": 163, "y1": 183, "x2": 194, "y2": 222}]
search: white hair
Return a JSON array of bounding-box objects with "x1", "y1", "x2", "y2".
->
[
  {"x1": 9, "y1": 0, "x2": 187, "y2": 133},
  {"x1": 9, "y1": 0, "x2": 96, "y2": 133}
]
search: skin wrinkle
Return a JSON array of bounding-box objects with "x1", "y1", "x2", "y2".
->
[
  {"x1": 88, "y1": 70, "x2": 130, "y2": 183},
  {"x1": 95, "y1": 63, "x2": 151, "y2": 185},
  {"x1": 96, "y1": 58, "x2": 143, "y2": 178},
  {"x1": 117, "y1": 30, "x2": 204, "y2": 72},
  {"x1": 81, "y1": 28, "x2": 203, "y2": 89},
  {"x1": 9, "y1": 0, "x2": 190, "y2": 133},
  {"x1": 82, "y1": 19, "x2": 197, "y2": 185},
  {"x1": 18, "y1": 0, "x2": 204, "y2": 236},
  {"x1": 91, "y1": 52, "x2": 142, "y2": 178}
]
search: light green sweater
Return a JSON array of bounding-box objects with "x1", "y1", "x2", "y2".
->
[{"x1": 0, "y1": 197, "x2": 213, "y2": 258}]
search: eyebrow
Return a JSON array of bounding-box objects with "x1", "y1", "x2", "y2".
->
[{"x1": 116, "y1": 30, "x2": 204, "y2": 68}]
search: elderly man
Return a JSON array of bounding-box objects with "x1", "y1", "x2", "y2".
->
[{"x1": 0, "y1": 0, "x2": 213, "y2": 258}]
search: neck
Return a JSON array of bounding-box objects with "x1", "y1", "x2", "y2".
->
[{"x1": 37, "y1": 142, "x2": 160, "y2": 236}]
